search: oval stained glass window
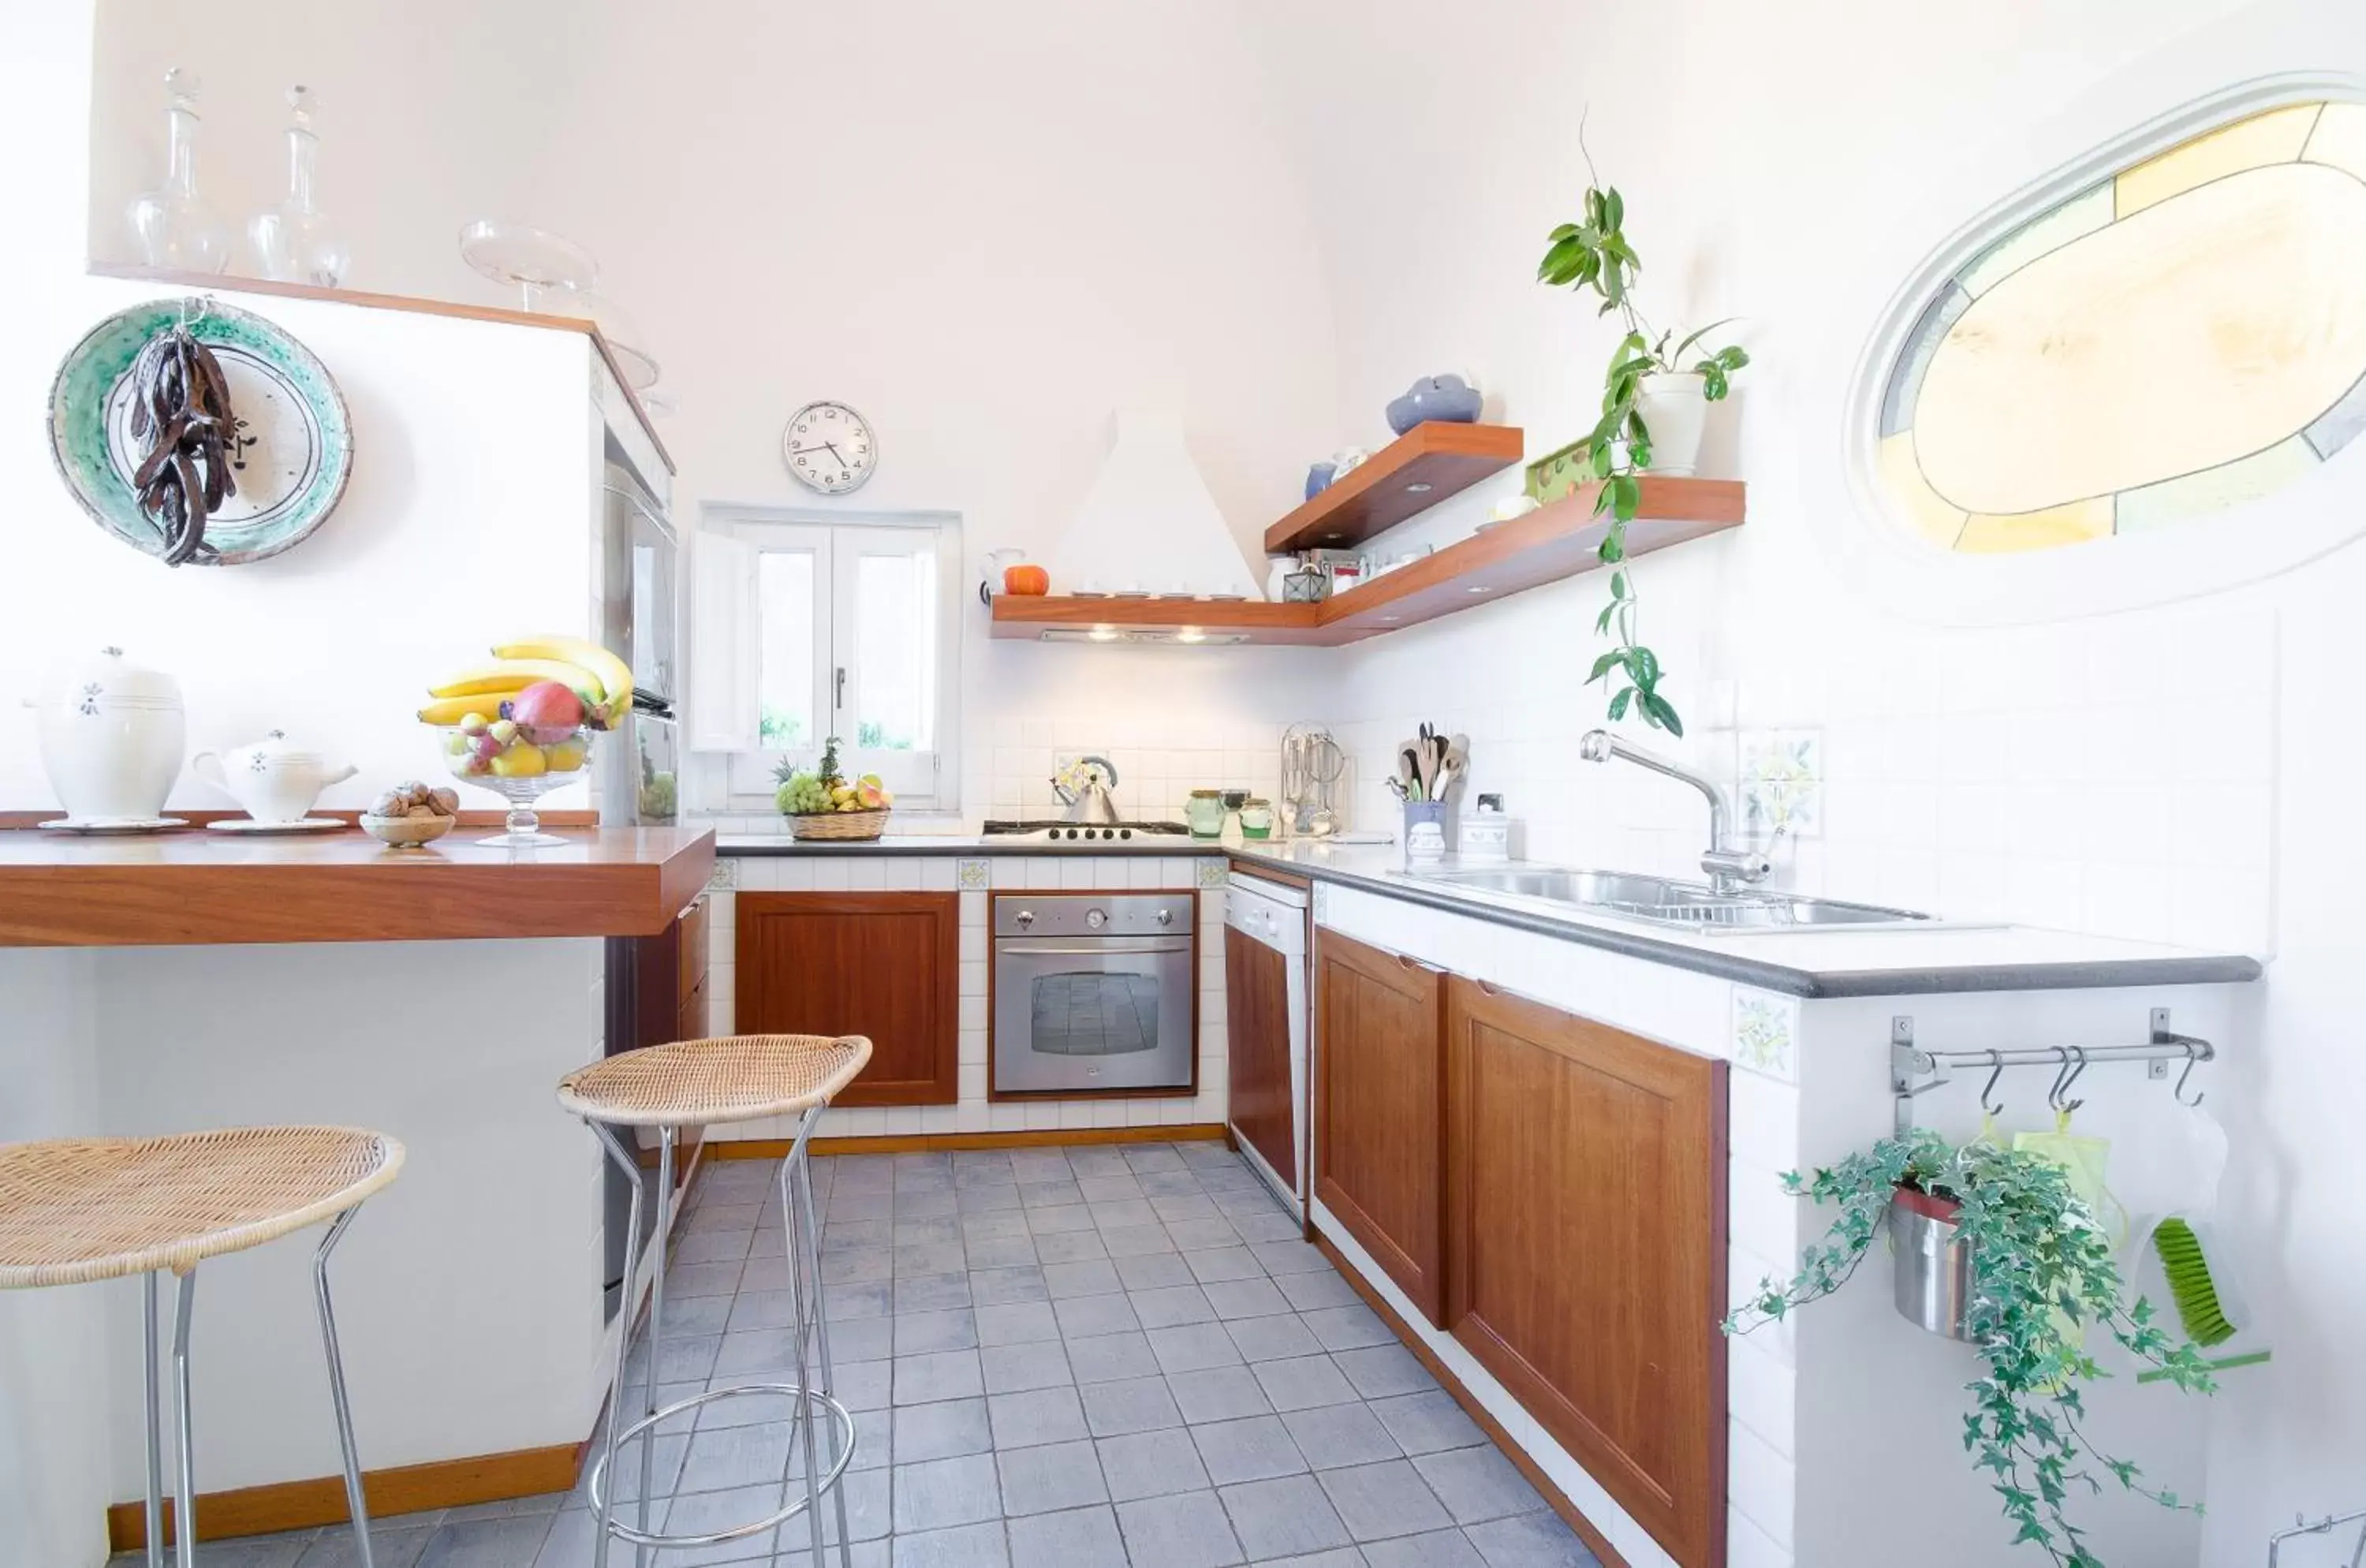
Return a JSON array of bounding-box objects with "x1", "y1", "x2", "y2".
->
[{"x1": 1876, "y1": 97, "x2": 2366, "y2": 554}]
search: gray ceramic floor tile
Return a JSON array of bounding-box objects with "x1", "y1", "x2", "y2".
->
[
  {"x1": 894, "y1": 1191, "x2": 959, "y2": 1220},
  {"x1": 894, "y1": 1350, "x2": 985, "y2": 1405},
  {"x1": 989, "y1": 1385, "x2": 1089, "y2": 1449},
  {"x1": 413, "y1": 1514, "x2": 556, "y2": 1567},
  {"x1": 173, "y1": 1533, "x2": 316, "y2": 1568},
  {"x1": 1362, "y1": 1529, "x2": 1485, "y2": 1567},
  {"x1": 1282, "y1": 1402, "x2": 1401, "y2": 1470},
  {"x1": 1065, "y1": 1329, "x2": 1161, "y2": 1385},
  {"x1": 1044, "y1": 1259, "x2": 1125, "y2": 1298},
  {"x1": 1005, "y1": 1503, "x2": 1129, "y2": 1568},
  {"x1": 892, "y1": 1452, "x2": 1002, "y2": 1533},
  {"x1": 1463, "y1": 1512, "x2": 1599, "y2": 1567},
  {"x1": 1220, "y1": 1473, "x2": 1353, "y2": 1560},
  {"x1": 1316, "y1": 1460, "x2": 1453, "y2": 1544},
  {"x1": 1017, "y1": 1181, "x2": 1085, "y2": 1209},
  {"x1": 963, "y1": 1233, "x2": 1040, "y2": 1271},
  {"x1": 660, "y1": 1482, "x2": 790, "y2": 1565},
  {"x1": 659, "y1": 1285, "x2": 740, "y2": 1330},
  {"x1": 1251, "y1": 1355, "x2": 1357, "y2": 1412},
  {"x1": 830, "y1": 1218, "x2": 896, "y2": 1249},
  {"x1": 1163, "y1": 1218, "x2": 1241, "y2": 1252},
  {"x1": 1413, "y1": 1447, "x2": 1550, "y2": 1525},
  {"x1": 1036, "y1": 1228, "x2": 1113, "y2": 1264},
  {"x1": 982, "y1": 1338, "x2": 1073, "y2": 1394},
  {"x1": 1080, "y1": 1375, "x2": 1185, "y2": 1437},
  {"x1": 1095, "y1": 1427, "x2": 1211, "y2": 1502},
  {"x1": 1102, "y1": 1223, "x2": 1179, "y2": 1258},
  {"x1": 1090, "y1": 1198, "x2": 1161, "y2": 1230},
  {"x1": 894, "y1": 1274, "x2": 975, "y2": 1315},
  {"x1": 676, "y1": 1418, "x2": 794, "y2": 1494},
  {"x1": 896, "y1": 1216, "x2": 964, "y2": 1248},
  {"x1": 1125, "y1": 1147, "x2": 1189, "y2": 1175},
  {"x1": 975, "y1": 1300, "x2": 1062, "y2": 1346},
  {"x1": 727, "y1": 1289, "x2": 797, "y2": 1332},
  {"x1": 1136, "y1": 1168, "x2": 1204, "y2": 1198},
  {"x1": 1200, "y1": 1276, "x2": 1293, "y2": 1321},
  {"x1": 1274, "y1": 1271, "x2": 1361, "y2": 1313},
  {"x1": 1166, "y1": 1365, "x2": 1272, "y2": 1424},
  {"x1": 829, "y1": 1315, "x2": 898, "y2": 1365},
  {"x1": 1368, "y1": 1391, "x2": 1485, "y2": 1457},
  {"x1": 1301, "y1": 1304, "x2": 1394, "y2": 1352},
  {"x1": 296, "y1": 1524, "x2": 434, "y2": 1568},
  {"x1": 894, "y1": 1397, "x2": 993, "y2": 1463},
  {"x1": 1117, "y1": 1489, "x2": 1245, "y2": 1568},
  {"x1": 968, "y1": 1266, "x2": 1051, "y2": 1305},
  {"x1": 894, "y1": 1309, "x2": 980, "y2": 1356},
  {"x1": 1191, "y1": 1413, "x2": 1308, "y2": 1484},
  {"x1": 630, "y1": 1332, "x2": 722, "y2": 1383},
  {"x1": 964, "y1": 1210, "x2": 1032, "y2": 1242},
  {"x1": 1131, "y1": 1284, "x2": 1219, "y2": 1329},
  {"x1": 573, "y1": 1431, "x2": 688, "y2": 1505},
  {"x1": 1079, "y1": 1174, "x2": 1145, "y2": 1203},
  {"x1": 823, "y1": 1249, "x2": 895, "y2": 1286},
  {"x1": 689, "y1": 1202, "x2": 763, "y2": 1234},
  {"x1": 1151, "y1": 1193, "x2": 1221, "y2": 1225},
  {"x1": 1056, "y1": 1291, "x2": 1141, "y2": 1339},
  {"x1": 1116, "y1": 1253, "x2": 1196, "y2": 1291},
  {"x1": 1184, "y1": 1247, "x2": 1264, "y2": 1284},
  {"x1": 997, "y1": 1436, "x2": 1110, "y2": 1515},
  {"x1": 838, "y1": 1358, "x2": 894, "y2": 1412},
  {"x1": 1228, "y1": 1211, "x2": 1308, "y2": 1245},
  {"x1": 1330, "y1": 1346, "x2": 1435, "y2": 1401},
  {"x1": 891, "y1": 1521, "x2": 1009, "y2": 1568},
  {"x1": 530, "y1": 1509, "x2": 600, "y2": 1567},
  {"x1": 957, "y1": 1184, "x2": 1024, "y2": 1214},
  {"x1": 827, "y1": 1281, "x2": 898, "y2": 1321},
  {"x1": 1256, "y1": 1551, "x2": 1370, "y2": 1568},
  {"x1": 1149, "y1": 1321, "x2": 1245, "y2": 1376},
  {"x1": 711, "y1": 1327, "x2": 800, "y2": 1377},
  {"x1": 1225, "y1": 1314, "x2": 1321, "y2": 1364},
  {"x1": 1028, "y1": 1203, "x2": 1099, "y2": 1234}
]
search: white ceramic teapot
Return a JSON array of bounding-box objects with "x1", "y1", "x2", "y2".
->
[
  {"x1": 25, "y1": 646, "x2": 187, "y2": 825},
  {"x1": 193, "y1": 730, "x2": 357, "y2": 823}
]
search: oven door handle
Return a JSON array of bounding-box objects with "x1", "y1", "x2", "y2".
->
[{"x1": 996, "y1": 942, "x2": 1192, "y2": 958}]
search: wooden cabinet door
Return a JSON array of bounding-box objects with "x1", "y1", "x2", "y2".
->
[
  {"x1": 1225, "y1": 922, "x2": 1296, "y2": 1189},
  {"x1": 736, "y1": 892, "x2": 960, "y2": 1106},
  {"x1": 1444, "y1": 978, "x2": 1728, "y2": 1568},
  {"x1": 1313, "y1": 928, "x2": 1446, "y2": 1324}
]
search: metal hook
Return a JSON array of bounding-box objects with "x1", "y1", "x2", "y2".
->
[
  {"x1": 177, "y1": 294, "x2": 211, "y2": 330},
  {"x1": 2174, "y1": 1041, "x2": 2207, "y2": 1107},
  {"x1": 2056, "y1": 1046, "x2": 2088, "y2": 1115},
  {"x1": 1979, "y1": 1050, "x2": 2006, "y2": 1117},
  {"x1": 2046, "y1": 1046, "x2": 2073, "y2": 1112}
]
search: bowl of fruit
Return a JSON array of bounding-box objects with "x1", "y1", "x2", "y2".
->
[
  {"x1": 777, "y1": 736, "x2": 894, "y2": 841},
  {"x1": 418, "y1": 635, "x2": 633, "y2": 848}
]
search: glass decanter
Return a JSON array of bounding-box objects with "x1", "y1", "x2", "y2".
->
[
  {"x1": 249, "y1": 85, "x2": 351, "y2": 286},
  {"x1": 129, "y1": 69, "x2": 231, "y2": 273}
]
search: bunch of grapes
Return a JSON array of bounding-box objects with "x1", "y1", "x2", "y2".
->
[{"x1": 777, "y1": 770, "x2": 832, "y2": 816}]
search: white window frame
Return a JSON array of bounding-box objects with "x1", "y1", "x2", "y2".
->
[{"x1": 692, "y1": 504, "x2": 962, "y2": 814}]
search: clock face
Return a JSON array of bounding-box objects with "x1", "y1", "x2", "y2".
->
[{"x1": 782, "y1": 401, "x2": 876, "y2": 494}]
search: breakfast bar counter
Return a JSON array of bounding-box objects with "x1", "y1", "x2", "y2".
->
[{"x1": 0, "y1": 823, "x2": 715, "y2": 947}]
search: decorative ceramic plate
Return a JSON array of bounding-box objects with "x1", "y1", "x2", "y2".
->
[
  {"x1": 48, "y1": 297, "x2": 353, "y2": 566},
  {"x1": 38, "y1": 817, "x2": 189, "y2": 834},
  {"x1": 207, "y1": 817, "x2": 345, "y2": 834}
]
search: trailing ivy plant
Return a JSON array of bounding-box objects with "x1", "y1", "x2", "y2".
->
[
  {"x1": 1724, "y1": 1128, "x2": 2217, "y2": 1567},
  {"x1": 1537, "y1": 147, "x2": 1748, "y2": 737}
]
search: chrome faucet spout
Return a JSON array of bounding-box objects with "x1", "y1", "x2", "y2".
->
[{"x1": 1578, "y1": 728, "x2": 1770, "y2": 893}]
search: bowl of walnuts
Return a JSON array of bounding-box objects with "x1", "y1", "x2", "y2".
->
[{"x1": 360, "y1": 781, "x2": 462, "y2": 849}]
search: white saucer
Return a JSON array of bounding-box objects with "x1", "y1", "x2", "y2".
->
[
  {"x1": 208, "y1": 818, "x2": 345, "y2": 834},
  {"x1": 39, "y1": 816, "x2": 188, "y2": 834}
]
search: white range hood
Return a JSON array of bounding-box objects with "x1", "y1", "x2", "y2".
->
[{"x1": 1048, "y1": 411, "x2": 1263, "y2": 600}]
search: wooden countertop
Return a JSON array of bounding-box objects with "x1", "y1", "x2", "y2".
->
[{"x1": 0, "y1": 825, "x2": 715, "y2": 947}]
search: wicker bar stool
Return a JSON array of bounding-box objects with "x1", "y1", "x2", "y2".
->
[
  {"x1": 558, "y1": 1032, "x2": 871, "y2": 1568},
  {"x1": 0, "y1": 1126, "x2": 404, "y2": 1568}
]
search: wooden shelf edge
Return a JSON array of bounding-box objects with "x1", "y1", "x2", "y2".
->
[{"x1": 1263, "y1": 421, "x2": 1524, "y2": 555}]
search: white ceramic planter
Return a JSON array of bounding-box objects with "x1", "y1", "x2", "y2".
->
[
  {"x1": 27, "y1": 647, "x2": 186, "y2": 824},
  {"x1": 1636, "y1": 371, "x2": 1710, "y2": 476}
]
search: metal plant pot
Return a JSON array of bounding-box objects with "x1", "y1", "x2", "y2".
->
[{"x1": 1890, "y1": 1186, "x2": 1975, "y2": 1340}]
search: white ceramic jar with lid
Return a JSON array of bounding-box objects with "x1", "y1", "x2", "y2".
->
[
  {"x1": 27, "y1": 646, "x2": 187, "y2": 824},
  {"x1": 193, "y1": 730, "x2": 358, "y2": 823}
]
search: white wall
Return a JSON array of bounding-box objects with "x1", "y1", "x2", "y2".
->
[{"x1": 1257, "y1": 0, "x2": 2362, "y2": 1559}]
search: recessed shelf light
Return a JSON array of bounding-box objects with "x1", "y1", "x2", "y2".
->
[
  {"x1": 1466, "y1": 585, "x2": 1491, "y2": 594},
  {"x1": 1089, "y1": 624, "x2": 1119, "y2": 641},
  {"x1": 1174, "y1": 627, "x2": 1206, "y2": 644},
  {"x1": 1405, "y1": 482, "x2": 1434, "y2": 494}
]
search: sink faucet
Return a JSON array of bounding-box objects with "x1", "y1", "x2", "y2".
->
[{"x1": 1578, "y1": 729, "x2": 1772, "y2": 894}]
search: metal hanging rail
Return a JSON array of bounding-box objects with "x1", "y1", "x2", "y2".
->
[
  {"x1": 1890, "y1": 1007, "x2": 2215, "y2": 1133},
  {"x1": 2267, "y1": 1505, "x2": 2366, "y2": 1567}
]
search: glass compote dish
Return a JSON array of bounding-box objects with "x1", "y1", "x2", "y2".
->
[{"x1": 439, "y1": 713, "x2": 593, "y2": 848}]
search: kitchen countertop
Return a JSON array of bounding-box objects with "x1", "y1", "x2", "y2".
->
[
  {"x1": 0, "y1": 823, "x2": 715, "y2": 947},
  {"x1": 713, "y1": 831, "x2": 2263, "y2": 999}
]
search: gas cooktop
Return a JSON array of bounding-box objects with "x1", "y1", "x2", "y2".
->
[{"x1": 980, "y1": 819, "x2": 1194, "y2": 842}]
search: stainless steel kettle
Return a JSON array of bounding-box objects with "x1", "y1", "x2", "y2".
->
[{"x1": 1051, "y1": 753, "x2": 1123, "y2": 825}]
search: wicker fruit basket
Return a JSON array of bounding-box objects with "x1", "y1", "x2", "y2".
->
[{"x1": 789, "y1": 808, "x2": 890, "y2": 842}]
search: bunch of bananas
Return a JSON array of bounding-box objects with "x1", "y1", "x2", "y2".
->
[{"x1": 416, "y1": 635, "x2": 636, "y2": 727}]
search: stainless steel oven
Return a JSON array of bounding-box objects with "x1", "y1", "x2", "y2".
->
[{"x1": 992, "y1": 893, "x2": 1197, "y2": 1096}]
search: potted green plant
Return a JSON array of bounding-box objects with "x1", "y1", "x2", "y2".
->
[
  {"x1": 1537, "y1": 151, "x2": 1748, "y2": 737},
  {"x1": 1726, "y1": 1127, "x2": 2217, "y2": 1566}
]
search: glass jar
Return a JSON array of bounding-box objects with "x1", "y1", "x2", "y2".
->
[
  {"x1": 1238, "y1": 798, "x2": 1274, "y2": 839},
  {"x1": 1185, "y1": 790, "x2": 1225, "y2": 838}
]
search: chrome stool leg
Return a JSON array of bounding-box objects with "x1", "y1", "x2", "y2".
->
[
  {"x1": 784, "y1": 1108, "x2": 852, "y2": 1568},
  {"x1": 641, "y1": 1126, "x2": 675, "y2": 1560},
  {"x1": 143, "y1": 1273, "x2": 165, "y2": 1568},
  {"x1": 313, "y1": 1208, "x2": 377, "y2": 1568},
  {"x1": 170, "y1": 1270, "x2": 198, "y2": 1568},
  {"x1": 588, "y1": 1120, "x2": 649, "y2": 1568}
]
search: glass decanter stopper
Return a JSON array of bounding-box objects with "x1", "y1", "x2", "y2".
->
[
  {"x1": 129, "y1": 69, "x2": 232, "y2": 274},
  {"x1": 250, "y1": 85, "x2": 351, "y2": 286}
]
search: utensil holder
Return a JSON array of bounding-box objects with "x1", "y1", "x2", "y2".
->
[
  {"x1": 1402, "y1": 800, "x2": 1449, "y2": 856},
  {"x1": 1890, "y1": 1187, "x2": 1975, "y2": 1339}
]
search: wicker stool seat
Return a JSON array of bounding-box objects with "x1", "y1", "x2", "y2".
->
[
  {"x1": 557, "y1": 1032, "x2": 870, "y2": 1128},
  {"x1": 560, "y1": 1033, "x2": 871, "y2": 1568},
  {"x1": 0, "y1": 1127, "x2": 403, "y2": 1289},
  {"x1": 0, "y1": 1126, "x2": 401, "y2": 1568}
]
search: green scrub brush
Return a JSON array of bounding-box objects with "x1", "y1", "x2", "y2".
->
[{"x1": 2152, "y1": 1215, "x2": 2236, "y2": 1346}]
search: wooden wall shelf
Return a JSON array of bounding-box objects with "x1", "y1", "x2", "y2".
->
[
  {"x1": 1263, "y1": 423, "x2": 1524, "y2": 555},
  {"x1": 991, "y1": 479, "x2": 1745, "y2": 647}
]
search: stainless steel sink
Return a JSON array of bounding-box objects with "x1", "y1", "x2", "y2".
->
[{"x1": 1409, "y1": 867, "x2": 1935, "y2": 930}]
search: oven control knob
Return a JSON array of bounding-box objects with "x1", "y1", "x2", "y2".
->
[
  {"x1": 1085, "y1": 908, "x2": 1108, "y2": 931},
  {"x1": 1015, "y1": 910, "x2": 1036, "y2": 928},
  {"x1": 1155, "y1": 909, "x2": 1174, "y2": 927}
]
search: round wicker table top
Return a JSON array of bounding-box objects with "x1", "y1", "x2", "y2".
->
[
  {"x1": 556, "y1": 1033, "x2": 873, "y2": 1128},
  {"x1": 0, "y1": 1126, "x2": 404, "y2": 1289}
]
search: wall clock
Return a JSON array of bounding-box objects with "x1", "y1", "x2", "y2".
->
[{"x1": 782, "y1": 401, "x2": 876, "y2": 495}]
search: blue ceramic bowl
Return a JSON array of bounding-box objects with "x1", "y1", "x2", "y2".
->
[
  {"x1": 1304, "y1": 461, "x2": 1338, "y2": 499},
  {"x1": 1385, "y1": 375, "x2": 1483, "y2": 435}
]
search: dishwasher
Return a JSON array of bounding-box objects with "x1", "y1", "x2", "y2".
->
[{"x1": 1224, "y1": 870, "x2": 1311, "y2": 1218}]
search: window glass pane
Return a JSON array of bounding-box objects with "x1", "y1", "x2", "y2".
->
[
  {"x1": 853, "y1": 547, "x2": 936, "y2": 751},
  {"x1": 757, "y1": 551, "x2": 815, "y2": 748}
]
